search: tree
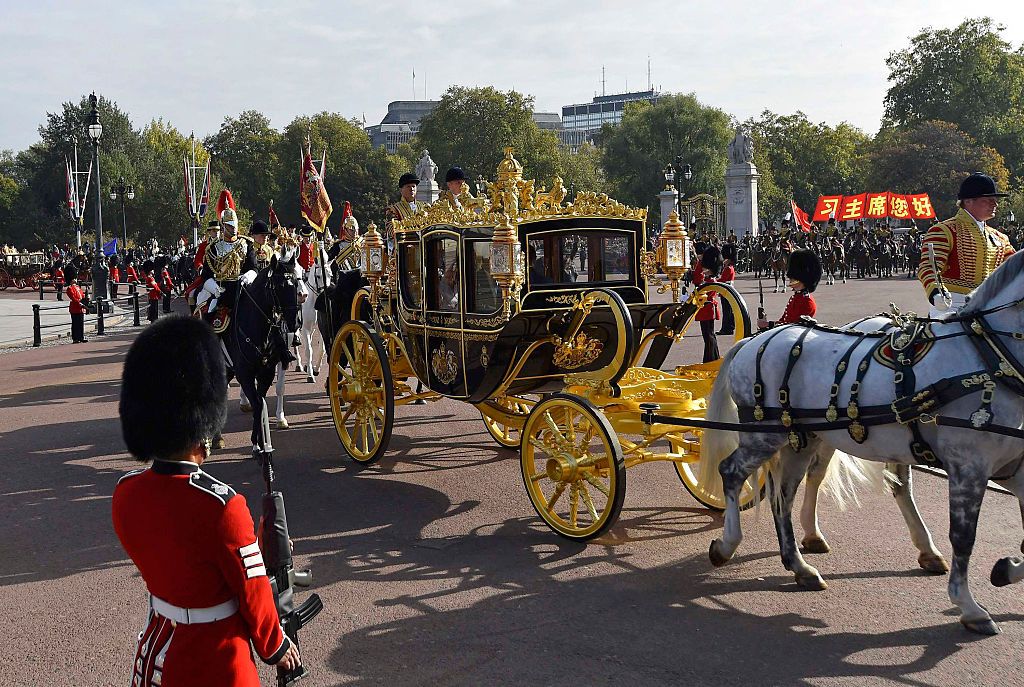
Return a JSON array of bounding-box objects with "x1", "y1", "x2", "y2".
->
[
  {"x1": 556, "y1": 142, "x2": 607, "y2": 198},
  {"x1": 884, "y1": 18, "x2": 1024, "y2": 178},
  {"x1": 415, "y1": 86, "x2": 562, "y2": 186},
  {"x1": 863, "y1": 120, "x2": 1009, "y2": 219},
  {"x1": 600, "y1": 93, "x2": 733, "y2": 226},
  {"x1": 204, "y1": 110, "x2": 282, "y2": 218}
]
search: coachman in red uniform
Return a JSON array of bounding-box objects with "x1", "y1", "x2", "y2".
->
[
  {"x1": 758, "y1": 249, "x2": 821, "y2": 329},
  {"x1": 112, "y1": 316, "x2": 300, "y2": 686}
]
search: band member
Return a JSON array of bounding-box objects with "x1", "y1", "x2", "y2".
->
[
  {"x1": 917, "y1": 172, "x2": 1014, "y2": 317},
  {"x1": 195, "y1": 197, "x2": 258, "y2": 331},
  {"x1": 66, "y1": 272, "x2": 87, "y2": 343},
  {"x1": 440, "y1": 167, "x2": 468, "y2": 210},
  {"x1": 160, "y1": 265, "x2": 175, "y2": 313},
  {"x1": 112, "y1": 316, "x2": 300, "y2": 686},
  {"x1": 692, "y1": 245, "x2": 724, "y2": 363},
  {"x1": 758, "y1": 249, "x2": 821, "y2": 328}
]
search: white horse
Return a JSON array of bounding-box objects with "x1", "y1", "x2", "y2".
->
[
  {"x1": 297, "y1": 248, "x2": 331, "y2": 384},
  {"x1": 701, "y1": 248, "x2": 1024, "y2": 635}
]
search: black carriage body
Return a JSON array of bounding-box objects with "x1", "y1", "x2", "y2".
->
[{"x1": 391, "y1": 215, "x2": 687, "y2": 404}]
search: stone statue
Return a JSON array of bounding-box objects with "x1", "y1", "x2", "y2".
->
[
  {"x1": 415, "y1": 149, "x2": 438, "y2": 184},
  {"x1": 727, "y1": 128, "x2": 754, "y2": 165}
]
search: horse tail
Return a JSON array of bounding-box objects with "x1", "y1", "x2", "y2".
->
[
  {"x1": 699, "y1": 341, "x2": 746, "y2": 492},
  {"x1": 817, "y1": 450, "x2": 891, "y2": 510}
]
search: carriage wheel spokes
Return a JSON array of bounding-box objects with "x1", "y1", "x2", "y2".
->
[
  {"x1": 329, "y1": 320, "x2": 394, "y2": 464},
  {"x1": 479, "y1": 395, "x2": 537, "y2": 448},
  {"x1": 670, "y1": 433, "x2": 764, "y2": 511},
  {"x1": 520, "y1": 393, "x2": 625, "y2": 540}
]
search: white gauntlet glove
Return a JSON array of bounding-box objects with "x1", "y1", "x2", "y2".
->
[{"x1": 240, "y1": 270, "x2": 257, "y2": 286}]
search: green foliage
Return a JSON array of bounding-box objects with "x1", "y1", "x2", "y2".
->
[
  {"x1": 863, "y1": 120, "x2": 1010, "y2": 219},
  {"x1": 556, "y1": 142, "x2": 606, "y2": 198},
  {"x1": 204, "y1": 110, "x2": 282, "y2": 218},
  {"x1": 600, "y1": 93, "x2": 733, "y2": 226},
  {"x1": 884, "y1": 17, "x2": 1024, "y2": 178}
]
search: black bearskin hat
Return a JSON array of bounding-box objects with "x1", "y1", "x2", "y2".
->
[
  {"x1": 398, "y1": 172, "x2": 419, "y2": 188},
  {"x1": 787, "y1": 249, "x2": 822, "y2": 293},
  {"x1": 444, "y1": 166, "x2": 466, "y2": 183},
  {"x1": 120, "y1": 316, "x2": 226, "y2": 461},
  {"x1": 721, "y1": 243, "x2": 738, "y2": 263},
  {"x1": 701, "y1": 245, "x2": 723, "y2": 277}
]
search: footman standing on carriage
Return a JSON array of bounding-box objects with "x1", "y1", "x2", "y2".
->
[
  {"x1": 757, "y1": 249, "x2": 820, "y2": 329},
  {"x1": 112, "y1": 316, "x2": 301, "y2": 686},
  {"x1": 917, "y1": 172, "x2": 1014, "y2": 318}
]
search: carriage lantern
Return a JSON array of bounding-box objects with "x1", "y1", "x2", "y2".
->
[
  {"x1": 358, "y1": 220, "x2": 386, "y2": 293},
  {"x1": 490, "y1": 213, "x2": 524, "y2": 319},
  {"x1": 657, "y1": 209, "x2": 690, "y2": 302}
]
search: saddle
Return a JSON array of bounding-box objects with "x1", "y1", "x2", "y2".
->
[{"x1": 193, "y1": 302, "x2": 231, "y2": 334}]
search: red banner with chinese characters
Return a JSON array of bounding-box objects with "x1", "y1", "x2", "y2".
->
[
  {"x1": 812, "y1": 195, "x2": 843, "y2": 222},
  {"x1": 888, "y1": 193, "x2": 911, "y2": 220},
  {"x1": 865, "y1": 192, "x2": 889, "y2": 219},
  {"x1": 838, "y1": 193, "x2": 867, "y2": 220},
  {"x1": 907, "y1": 193, "x2": 936, "y2": 219}
]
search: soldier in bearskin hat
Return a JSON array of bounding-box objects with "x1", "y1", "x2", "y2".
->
[
  {"x1": 918, "y1": 171, "x2": 1014, "y2": 317},
  {"x1": 112, "y1": 316, "x2": 301, "y2": 686},
  {"x1": 718, "y1": 243, "x2": 738, "y2": 335},
  {"x1": 758, "y1": 249, "x2": 821, "y2": 328},
  {"x1": 692, "y1": 245, "x2": 725, "y2": 362}
]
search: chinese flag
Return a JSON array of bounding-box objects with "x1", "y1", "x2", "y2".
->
[
  {"x1": 790, "y1": 200, "x2": 812, "y2": 232},
  {"x1": 865, "y1": 192, "x2": 889, "y2": 219},
  {"x1": 838, "y1": 193, "x2": 867, "y2": 220},
  {"x1": 889, "y1": 193, "x2": 912, "y2": 220},
  {"x1": 907, "y1": 193, "x2": 936, "y2": 219},
  {"x1": 300, "y1": 148, "x2": 333, "y2": 231},
  {"x1": 812, "y1": 195, "x2": 843, "y2": 222}
]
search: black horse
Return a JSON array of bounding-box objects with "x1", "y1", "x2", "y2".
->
[{"x1": 219, "y1": 253, "x2": 302, "y2": 447}]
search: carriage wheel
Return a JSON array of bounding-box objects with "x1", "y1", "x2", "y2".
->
[
  {"x1": 479, "y1": 395, "x2": 536, "y2": 448},
  {"x1": 329, "y1": 320, "x2": 394, "y2": 464},
  {"x1": 350, "y1": 287, "x2": 371, "y2": 322},
  {"x1": 14, "y1": 277, "x2": 27, "y2": 290},
  {"x1": 670, "y1": 436, "x2": 764, "y2": 511},
  {"x1": 520, "y1": 393, "x2": 625, "y2": 540}
]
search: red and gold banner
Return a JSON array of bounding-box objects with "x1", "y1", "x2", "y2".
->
[
  {"x1": 812, "y1": 195, "x2": 843, "y2": 222},
  {"x1": 865, "y1": 192, "x2": 889, "y2": 219},
  {"x1": 907, "y1": 193, "x2": 936, "y2": 219},
  {"x1": 300, "y1": 149, "x2": 332, "y2": 231},
  {"x1": 888, "y1": 193, "x2": 911, "y2": 220},
  {"x1": 791, "y1": 200, "x2": 812, "y2": 232},
  {"x1": 838, "y1": 193, "x2": 867, "y2": 220}
]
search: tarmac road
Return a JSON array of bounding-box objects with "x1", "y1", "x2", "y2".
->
[{"x1": 2, "y1": 273, "x2": 1023, "y2": 687}]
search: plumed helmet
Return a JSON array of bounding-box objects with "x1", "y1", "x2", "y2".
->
[
  {"x1": 120, "y1": 316, "x2": 226, "y2": 461},
  {"x1": 444, "y1": 166, "x2": 466, "y2": 183},
  {"x1": 721, "y1": 243, "x2": 738, "y2": 263},
  {"x1": 220, "y1": 207, "x2": 238, "y2": 227},
  {"x1": 958, "y1": 172, "x2": 1008, "y2": 200},
  {"x1": 782, "y1": 212, "x2": 792, "y2": 226},
  {"x1": 398, "y1": 172, "x2": 420, "y2": 188},
  {"x1": 786, "y1": 249, "x2": 822, "y2": 293},
  {"x1": 700, "y1": 245, "x2": 723, "y2": 277},
  {"x1": 250, "y1": 219, "x2": 270, "y2": 236}
]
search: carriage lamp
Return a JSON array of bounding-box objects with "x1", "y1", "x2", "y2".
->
[
  {"x1": 657, "y1": 210, "x2": 690, "y2": 302},
  {"x1": 490, "y1": 214, "x2": 523, "y2": 319},
  {"x1": 358, "y1": 221, "x2": 386, "y2": 295}
]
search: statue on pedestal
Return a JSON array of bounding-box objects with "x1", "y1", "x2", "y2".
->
[
  {"x1": 415, "y1": 150, "x2": 438, "y2": 185},
  {"x1": 727, "y1": 128, "x2": 754, "y2": 165}
]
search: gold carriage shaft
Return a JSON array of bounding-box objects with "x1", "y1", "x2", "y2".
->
[{"x1": 328, "y1": 148, "x2": 757, "y2": 540}]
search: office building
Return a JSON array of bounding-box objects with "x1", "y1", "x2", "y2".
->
[{"x1": 559, "y1": 89, "x2": 661, "y2": 151}]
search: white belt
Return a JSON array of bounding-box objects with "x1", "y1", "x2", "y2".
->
[{"x1": 150, "y1": 595, "x2": 239, "y2": 624}]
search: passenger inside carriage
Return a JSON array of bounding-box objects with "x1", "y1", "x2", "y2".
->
[{"x1": 438, "y1": 261, "x2": 459, "y2": 311}]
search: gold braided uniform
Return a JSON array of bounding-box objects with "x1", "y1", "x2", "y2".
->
[{"x1": 917, "y1": 207, "x2": 1015, "y2": 302}]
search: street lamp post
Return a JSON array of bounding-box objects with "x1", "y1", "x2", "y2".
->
[
  {"x1": 674, "y1": 156, "x2": 693, "y2": 228},
  {"x1": 87, "y1": 93, "x2": 108, "y2": 334},
  {"x1": 110, "y1": 176, "x2": 135, "y2": 249}
]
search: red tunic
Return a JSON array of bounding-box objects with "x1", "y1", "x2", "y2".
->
[
  {"x1": 194, "y1": 241, "x2": 209, "y2": 270},
  {"x1": 298, "y1": 242, "x2": 315, "y2": 271},
  {"x1": 54, "y1": 267, "x2": 64, "y2": 287},
  {"x1": 691, "y1": 260, "x2": 720, "y2": 321},
  {"x1": 777, "y1": 291, "x2": 816, "y2": 324},
  {"x1": 112, "y1": 462, "x2": 288, "y2": 687},
  {"x1": 110, "y1": 266, "x2": 120, "y2": 283},
  {"x1": 66, "y1": 284, "x2": 86, "y2": 314},
  {"x1": 126, "y1": 265, "x2": 140, "y2": 283},
  {"x1": 146, "y1": 275, "x2": 162, "y2": 302},
  {"x1": 161, "y1": 269, "x2": 175, "y2": 292}
]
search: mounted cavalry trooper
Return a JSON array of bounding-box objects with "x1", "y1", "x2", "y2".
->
[
  {"x1": 195, "y1": 200, "x2": 258, "y2": 332},
  {"x1": 757, "y1": 248, "x2": 821, "y2": 329},
  {"x1": 918, "y1": 172, "x2": 1015, "y2": 318},
  {"x1": 250, "y1": 220, "x2": 275, "y2": 270},
  {"x1": 112, "y1": 316, "x2": 301, "y2": 686}
]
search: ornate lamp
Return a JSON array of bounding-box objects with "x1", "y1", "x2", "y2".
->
[
  {"x1": 657, "y1": 210, "x2": 690, "y2": 302},
  {"x1": 489, "y1": 214, "x2": 524, "y2": 319},
  {"x1": 663, "y1": 163, "x2": 675, "y2": 190},
  {"x1": 358, "y1": 221, "x2": 386, "y2": 296}
]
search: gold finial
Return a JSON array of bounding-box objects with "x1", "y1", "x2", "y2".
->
[{"x1": 496, "y1": 147, "x2": 524, "y2": 182}]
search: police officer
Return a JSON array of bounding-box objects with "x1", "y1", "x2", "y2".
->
[{"x1": 113, "y1": 316, "x2": 300, "y2": 686}]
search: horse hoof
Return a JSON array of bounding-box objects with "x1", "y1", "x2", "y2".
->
[
  {"x1": 795, "y1": 572, "x2": 828, "y2": 591},
  {"x1": 990, "y1": 557, "x2": 1020, "y2": 587},
  {"x1": 709, "y1": 539, "x2": 731, "y2": 567},
  {"x1": 919, "y1": 552, "x2": 950, "y2": 574},
  {"x1": 240, "y1": 402, "x2": 252, "y2": 413},
  {"x1": 276, "y1": 417, "x2": 289, "y2": 429},
  {"x1": 961, "y1": 616, "x2": 1000, "y2": 636},
  {"x1": 801, "y1": 536, "x2": 831, "y2": 554},
  {"x1": 213, "y1": 436, "x2": 225, "y2": 449}
]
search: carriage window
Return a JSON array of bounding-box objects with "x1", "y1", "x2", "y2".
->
[
  {"x1": 527, "y1": 238, "x2": 554, "y2": 285},
  {"x1": 426, "y1": 237, "x2": 459, "y2": 312},
  {"x1": 600, "y1": 236, "x2": 631, "y2": 281},
  {"x1": 400, "y1": 243, "x2": 422, "y2": 309},
  {"x1": 468, "y1": 241, "x2": 501, "y2": 314}
]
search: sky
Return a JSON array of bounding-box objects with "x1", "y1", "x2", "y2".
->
[{"x1": 2, "y1": 0, "x2": 1024, "y2": 152}]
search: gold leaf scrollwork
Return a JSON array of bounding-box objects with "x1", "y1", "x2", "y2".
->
[
  {"x1": 640, "y1": 250, "x2": 659, "y2": 279},
  {"x1": 547, "y1": 294, "x2": 580, "y2": 306},
  {"x1": 431, "y1": 342, "x2": 459, "y2": 384},
  {"x1": 552, "y1": 333, "x2": 604, "y2": 370}
]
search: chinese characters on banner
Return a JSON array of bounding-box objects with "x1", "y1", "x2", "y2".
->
[{"x1": 811, "y1": 192, "x2": 935, "y2": 221}]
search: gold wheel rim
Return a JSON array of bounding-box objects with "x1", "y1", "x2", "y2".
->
[
  {"x1": 671, "y1": 438, "x2": 762, "y2": 509},
  {"x1": 482, "y1": 396, "x2": 535, "y2": 447},
  {"x1": 330, "y1": 325, "x2": 388, "y2": 462},
  {"x1": 521, "y1": 399, "x2": 618, "y2": 538}
]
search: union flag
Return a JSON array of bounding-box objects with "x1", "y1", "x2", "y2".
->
[{"x1": 300, "y1": 147, "x2": 332, "y2": 232}]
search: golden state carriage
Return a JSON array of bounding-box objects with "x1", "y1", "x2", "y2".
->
[{"x1": 327, "y1": 149, "x2": 757, "y2": 540}]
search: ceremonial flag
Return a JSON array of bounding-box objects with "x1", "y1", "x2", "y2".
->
[
  {"x1": 865, "y1": 192, "x2": 889, "y2": 219},
  {"x1": 888, "y1": 193, "x2": 912, "y2": 220},
  {"x1": 300, "y1": 147, "x2": 332, "y2": 231},
  {"x1": 907, "y1": 193, "x2": 936, "y2": 219},
  {"x1": 103, "y1": 238, "x2": 117, "y2": 256},
  {"x1": 65, "y1": 157, "x2": 77, "y2": 218},
  {"x1": 838, "y1": 194, "x2": 867, "y2": 221},
  {"x1": 183, "y1": 157, "x2": 194, "y2": 216},
  {"x1": 197, "y1": 159, "x2": 211, "y2": 218},
  {"x1": 269, "y1": 200, "x2": 280, "y2": 228},
  {"x1": 790, "y1": 200, "x2": 812, "y2": 232},
  {"x1": 812, "y1": 195, "x2": 843, "y2": 222}
]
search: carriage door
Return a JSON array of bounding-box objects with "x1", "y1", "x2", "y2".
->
[{"x1": 423, "y1": 231, "x2": 466, "y2": 397}]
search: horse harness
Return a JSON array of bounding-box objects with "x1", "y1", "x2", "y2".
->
[{"x1": 663, "y1": 302, "x2": 1024, "y2": 480}]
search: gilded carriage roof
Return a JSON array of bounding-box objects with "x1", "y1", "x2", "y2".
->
[{"x1": 391, "y1": 148, "x2": 647, "y2": 234}]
